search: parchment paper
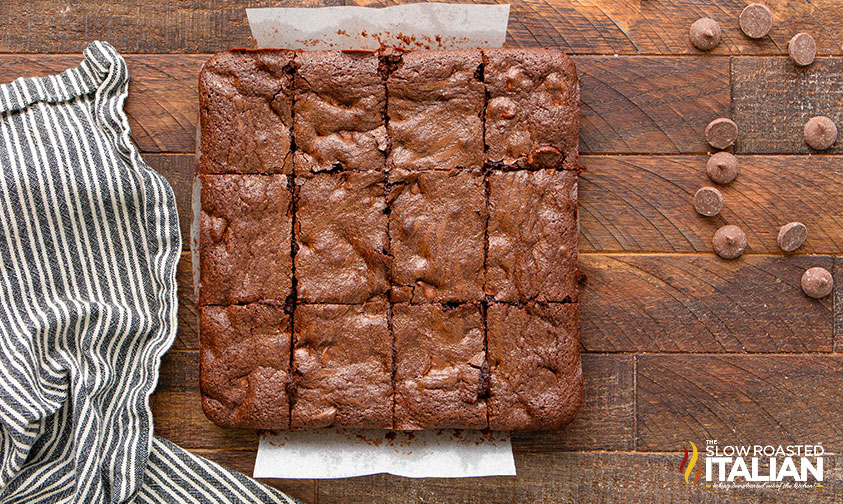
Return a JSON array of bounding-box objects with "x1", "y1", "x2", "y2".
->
[{"x1": 234, "y1": 3, "x2": 515, "y2": 480}]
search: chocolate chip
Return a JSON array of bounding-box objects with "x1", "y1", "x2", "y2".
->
[
  {"x1": 705, "y1": 152, "x2": 739, "y2": 185},
  {"x1": 694, "y1": 186, "x2": 725, "y2": 217},
  {"x1": 777, "y1": 222, "x2": 807, "y2": 252},
  {"x1": 739, "y1": 4, "x2": 773, "y2": 39},
  {"x1": 801, "y1": 267, "x2": 833, "y2": 299},
  {"x1": 690, "y1": 18, "x2": 721, "y2": 51},
  {"x1": 804, "y1": 116, "x2": 837, "y2": 150},
  {"x1": 705, "y1": 118, "x2": 738, "y2": 149},
  {"x1": 527, "y1": 145, "x2": 564, "y2": 169},
  {"x1": 712, "y1": 225, "x2": 746, "y2": 259},
  {"x1": 788, "y1": 32, "x2": 817, "y2": 66}
]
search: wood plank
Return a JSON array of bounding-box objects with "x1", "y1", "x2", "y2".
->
[
  {"x1": 579, "y1": 155, "x2": 843, "y2": 254},
  {"x1": 173, "y1": 252, "x2": 198, "y2": 349},
  {"x1": 581, "y1": 254, "x2": 834, "y2": 353},
  {"x1": 314, "y1": 450, "x2": 843, "y2": 504},
  {"x1": 733, "y1": 57, "x2": 843, "y2": 154},
  {"x1": 0, "y1": 54, "x2": 205, "y2": 153},
  {"x1": 835, "y1": 257, "x2": 843, "y2": 353},
  {"x1": 637, "y1": 354, "x2": 843, "y2": 452},
  {"x1": 152, "y1": 351, "x2": 632, "y2": 451},
  {"x1": 191, "y1": 449, "x2": 317, "y2": 504}
]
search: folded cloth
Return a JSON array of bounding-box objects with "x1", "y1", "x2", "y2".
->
[{"x1": 0, "y1": 41, "x2": 299, "y2": 504}]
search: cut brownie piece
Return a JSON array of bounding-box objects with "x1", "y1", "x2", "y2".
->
[
  {"x1": 387, "y1": 50, "x2": 484, "y2": 171},
  {"x1": 388, "y1": 169, "x2": 486, "y2": 303},
  {"x1": 393, "y1": 303, "x2": 487, "y2": 430},
  {"x1": 487, "y1": 169, "x2": 578, "y2": 303},
  {"x1": 295, "y1": 171, "x2": 390, "y2": 303},
  {"x1": 294, "y1": 51, "x2": 387, "y2": 174},
  {"x1": 199, "y1": 50, "x2": 294, "y2": 174},
  {"x1": 199, "y1": 175, "x2": 292, "y2": 305},
  {"x1": 200, "y1": 303, "x2": 291, "y2": 429},
  {"x1": 484, "y1": 48, "x2": 579, "y2": 171},
  {"x1": 487, "y1": 302, "x2": 583, "y2": 430},
  {"x1": 291, "y1": 302, "x2": 392, "y2": 429}
]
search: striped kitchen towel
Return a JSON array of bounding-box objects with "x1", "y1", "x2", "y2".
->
[{"x1": 0, "y1": 41, "x2": 299, "y2": 503}]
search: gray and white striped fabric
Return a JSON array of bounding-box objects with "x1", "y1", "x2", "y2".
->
[{"x1": 0, "y1": 41, "x2": 298, "y2": 503}]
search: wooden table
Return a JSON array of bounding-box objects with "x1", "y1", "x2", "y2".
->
[{"x1": 3, "y1": 1, "x2": 842, "y2": 502}]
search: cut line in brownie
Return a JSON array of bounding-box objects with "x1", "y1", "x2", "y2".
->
[
  {"x1": 291, "y1": 302, "x2": 393, "y2": 429},
  {"x1": 386, "y1": 50, "x2": 485, "y2": 171},
  {"x1": 199, "y1": 50, "x2": 294, "y2": 174},
  {"x1": 200, "y1": 303, "x2": 291, "y2": 429},
  {"x1": 294, "y1": 51, "x2": 387, "y2": 175},
  {"x1": 487, "y1": 302, "x2": 583, "y2": 430},
  {"x1": 484, "y1": 48, "x2": 579, "y2": 171},
  {"x1": 393, "y1": 303, "x2": 487, "y2": 430},
  {"x1": 388, "y1": 168, "x2": 486, "y2": 304},
  {"x1": 199, "y1": 174, "x2": 292, "y2": 305},
  {"x1": 295, "y1": 170, "x2": 390, "y2": 303},
  {"x1": 486, "y1": 169, "x2": 578, "y2": 303}
]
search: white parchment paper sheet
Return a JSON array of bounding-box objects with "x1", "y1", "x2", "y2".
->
[{"x1": 240, "y1": 3, "x2": 515, "y2": 479}]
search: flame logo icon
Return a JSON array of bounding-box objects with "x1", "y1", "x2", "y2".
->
[{"x1": 680, "y1": 442, "x2": 704, "y2": 486}]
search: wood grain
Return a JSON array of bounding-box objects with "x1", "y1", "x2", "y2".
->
[
  {"x1": 733, "y1": 57, "x2": 843, "y2": 154},
  {"x1": 835, "y1": 257, "x2": 843, "y2": 353},
  {"x1": 579, "y1": 155, "x2": 843, "y2": 254},
  {"x1": 581, "y1": 254, "x2": 834, "y2": 353},
  {"x1": 638, "y1": 354, "x2": 843, "y2": 452}
]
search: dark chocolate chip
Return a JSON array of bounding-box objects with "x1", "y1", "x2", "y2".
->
[
  {"x1": 527, "y1": 145, "x2": 564, "y2": 169},
  {"x1": 705, "y1": 152, "x2": 739, "y2": 185},
  {"x1": 712, "y1": 224, "x2": 747, "y2": 259},
  {"x1": 788, "y1": 33, "x2": 817, "y2": 67},
  {"x1": 705, "y1": 118, "x2": 738, "y2": 149},
  {"x1": 801, "y1": 267, "x2": 833, "y2": 299},
  {"x1": 694, "y1": 186, "x2": 725, "y2": 217},
  {"x1": 804, "y1": 116, "x2": 838, "y2": 150},
  {"x1": 739, "y1": 4, "x2": 773, "y2": 39},
  {"x1": 777, "y1": 222, "x2": 807, "y2": 252},
  {"x1": 689, "y1": 18, "x2": 722, "y2": 51}
]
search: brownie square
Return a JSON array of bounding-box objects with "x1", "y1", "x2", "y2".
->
[
  {"x1": 295, "y1": 171, "x2": 390, "y2": 303},
  {"x1": 200, "y1": 304, "x2": 291, "y2": 429},
  {"x1": 291, "y1": 302, "x2": 392, "y2": 429},
  {"x1": 294, "y1": 51, "x2": 387, "y2": 174},
  {"x1": 199, "y1": 175, "x2": 292, "y2": 305},
  {"x1": 387, "y1": 50, "x2": 484, "y2": 171},
  {"x1": 487, "y1": 302, "x2": 583, "y2": 430},
  {"x1": 388, "y1": 169, "x2": 486, "y2": 303},
  {"x1": 393, "y1": 303, "x2": 487, "y2": 430},
  {"x1": 486, "y1": 170, "x2": 578, "y2": 303},
  {"x1": 199, "y1": 50, "x2": 294, "y2": 174},
  {"x1": 484, "y1": 48, "x2": 579, "y2": 171}
]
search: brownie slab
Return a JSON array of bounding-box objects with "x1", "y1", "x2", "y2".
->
[
  {"x1": 484, "y1": 48, "x2": 579, "y2": 171},
  {"x1": 393, "y1": 303, "x2": 487, "y2": 430},
  {"x1": 388, "y1": 169, "x2": 486, "y2": 303},
  {"x1": 199, "y1": 50, "x2": 294, "y2": 174},
  {"x1": 295, "y1": 171, "x2": 390, "y2": 303},
  {"x1": 200, "y1": 304, "x2": 291, "y2": 429},
  {"x1": 487, "y1": 302, "x2": 583, "y2": 430},
  {"x1": 291, "y1": 303, "x2": 392, "y2": 429},
  {"x1": 387, "y1": 50, "x2": 484, "y2": 171},
  {"x1": 199, "y1": 174, "x2": 292, "y2": 305},
  {"x1": 294, "y1": 51, "x2": 387, "y2": 174},
  {"x1": 486, "y1": 169, "x2": 578, "y2": 303}
]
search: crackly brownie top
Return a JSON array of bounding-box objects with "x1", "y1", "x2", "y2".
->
[
  {"x1": 294, "y1": 51, "x2": 387, "y2": 174},
  {"x1": 484, "y1": 48, "x2": 579, "y2": 171},
  {"x1": 387, "y1": 50, "x2": 485, "y2": 171},
  {"x1": 487, "y1": 302, "x2": 583, "y2": 430},
  {"x1": 291, "y1": 302, "x2": 393, "y2": 429},
  {"x1": 200, "y1": 303, "x2": 291, "y2": 429},
  {"x1": 388, "y1": 169, "x2": 487, "y2": 304},
  {"x1": 199, "y1": 174, "x2": 291, "y2": 305},
  {"x1": 393, "y1": 303, "x2": 487, "y2": 430},
  {"x1": 486, "y1": 169, "x2": 578, "y2": 303},
  {"x1": 295, "y1": 171, "x2": 391, "y2": 303},
  {"x1": 199, "y1": 50, "x2": 294, "y2": 174}
]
